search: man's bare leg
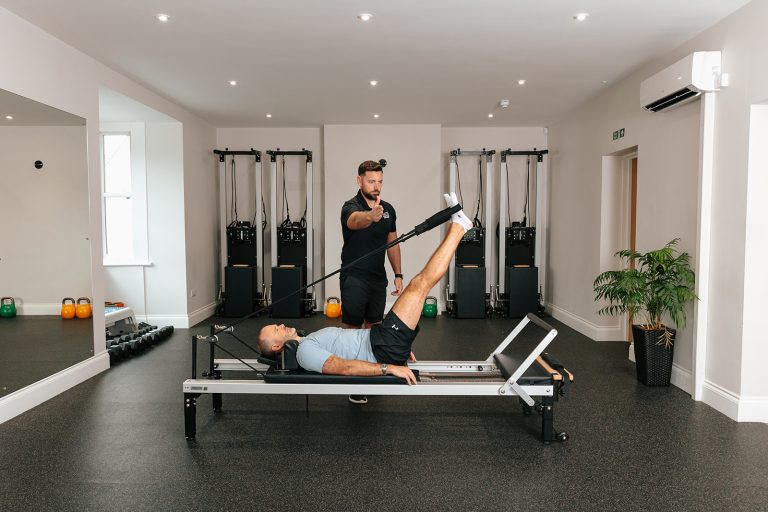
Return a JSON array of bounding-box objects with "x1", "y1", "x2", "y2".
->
[{"x1": 391, "y1": 223, "x2": 465, "y2": 330}]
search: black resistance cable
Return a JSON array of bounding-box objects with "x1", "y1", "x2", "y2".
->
[{"x1": 198, "y1": 204, "x2": 464, "y2": 374}]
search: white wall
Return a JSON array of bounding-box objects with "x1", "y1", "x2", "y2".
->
[
  {"x1": 102, "y1": 122, "x2": 187, "y2": 327},
  {"x1": 547, "y1": 0, "x2": 768, "y2": 420},
  {"x1": 324, "y1": 125, "x2": 442, "y2": 303},
  {"x1": 0, "y1": 126, "x2": 90, "y2": 313},
  {"x1": 0, "y1": 6, "x2": 215, "y2": 423},
  {"x1": 741, "y1": 104, "x2": 768, "y2": 416},
  {"x1": 145, "y1": 122, "x2": 188, "y2": 325}
]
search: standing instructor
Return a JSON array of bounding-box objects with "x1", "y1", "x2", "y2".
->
[{"x1": 340, "y1": 159, "x2": 403, "y2": 335}]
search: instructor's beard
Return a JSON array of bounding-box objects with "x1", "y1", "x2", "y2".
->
[{"x1": 362, "y1": 190, "x2": 380, "y2": 201}]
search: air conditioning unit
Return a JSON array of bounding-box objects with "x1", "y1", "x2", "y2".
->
[{"x1": 640, "y1": 51, "x2": 723, "y2": 112}]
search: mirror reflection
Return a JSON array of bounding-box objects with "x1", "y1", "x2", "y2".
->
[{"x1": 0, "y1": 88, "x2": 92, "y2": 398}]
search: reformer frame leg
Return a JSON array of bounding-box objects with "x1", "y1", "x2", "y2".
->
[
  {"x1": 212, "y1": 393, "x2": 222, "y2": 412},
  {"x1": 539, "y1": 395, "x2": 568, "y2": 444},
  {"x1": 541, "y1": 395, "x2": 554, "y2": 444},
  {"x1": 185, "y1": 393, "x2": 199, "y2": 440}
]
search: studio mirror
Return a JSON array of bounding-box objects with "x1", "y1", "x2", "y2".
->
[{"x1": 0, "y1": 88, "x2": 92, "y2": 398}]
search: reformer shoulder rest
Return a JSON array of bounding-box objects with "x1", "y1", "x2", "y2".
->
[{"x1": 258, "y1": 340, "x2": 417, "y2": 385}]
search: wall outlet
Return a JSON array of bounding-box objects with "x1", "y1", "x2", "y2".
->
[{"x1": 190, "y1": 289, "x2": 197, "y2": 298}]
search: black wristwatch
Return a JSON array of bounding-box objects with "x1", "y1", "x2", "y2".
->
[{"x1": 394, "y1": 273, "x2": 403, "y2": 280}]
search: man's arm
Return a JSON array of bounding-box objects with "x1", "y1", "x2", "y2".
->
[
  {"x1": 386, "y1": 231, "x2": 403, "y2": 296},
  {"x1": 346, "y1": 210, "x2": 376, "y2": 230},
  {"x1": 346, "y1": 196, "x2": 384, "y2": 230},
  {"x1": 322, "y1": 355, "x2": 416, "y2": 385}
]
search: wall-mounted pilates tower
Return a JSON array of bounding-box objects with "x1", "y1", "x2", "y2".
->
[
  {"x1": 498, "y1": 148, "x2": 548, "y2": 318},
  {"x1": 267, "y1": 149, "x2": 315, "y2": 318},
  {"x1": 446, "y1": 148, "x2": 494, "y2": 318}
]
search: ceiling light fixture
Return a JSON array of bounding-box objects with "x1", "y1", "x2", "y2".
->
[
  {"x1": 229, "y1": 80, "x2": 237, "y2": 86},
  {"x1": 373, "y1": 114, "x2": 380, "y2": 118},
  {"x1": 488, "y1": 114, "x2": 494, "y2": 118},
  {"x1": 156, "y1": 13, "x2": 170, "y2": 23},
  {"x1": 499, "y1": 99, "x2": 510, "y2": 109},
  {"x1": 266, "y1": 114, "x2": 272, "y2": 118},
  {"x1": 517, "y1": 79, "x2": 526, "y2": 85},
  {"x1": 357, "y1": 13, "x2": 373, "y2": 22},
  {"x1": 5, "y1": 115, "x2": 13, "y2": 120},
  {"x1": 369, "y1": 80, "x2": 378, "y2": 87},
  {"x1": 573, "y1": 12, "x2": 589, "y2": 21}
]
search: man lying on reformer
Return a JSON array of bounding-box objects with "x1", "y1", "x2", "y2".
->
[{"x1": 257, "y1": 192, "x2": 474, "y2": 385}]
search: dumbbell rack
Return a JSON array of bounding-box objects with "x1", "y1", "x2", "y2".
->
[{"x1": 105, "y1": 323, "x2": 174, "y2": 364}]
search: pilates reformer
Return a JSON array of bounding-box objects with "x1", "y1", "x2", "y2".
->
[{"x1": 183, "y1": 313, "x2": 573, "y2": 444}]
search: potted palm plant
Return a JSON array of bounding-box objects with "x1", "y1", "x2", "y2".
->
[{"x1": 593, "y1": 239, "x2": 697, "y2": 386}]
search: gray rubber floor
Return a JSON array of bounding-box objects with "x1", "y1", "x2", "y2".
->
[
  {"x1": 0, "y1": 313, "x2": 766, "y2": 511},
  {"x1": 0, "y1": 315, "x2": 93, "y2": 398}
]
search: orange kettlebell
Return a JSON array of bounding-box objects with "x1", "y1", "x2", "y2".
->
[
  {"x1": 61, "y1": 298, "x2": 76, "y2": 319},
  {"x1": 325, "y1": 297, "x2": 341, "y2": 318},
  {"x1": 76, "y1": 297, "x2": 92, "y2": 319}
]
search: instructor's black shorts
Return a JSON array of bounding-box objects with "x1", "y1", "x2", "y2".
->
[
  {"x1": 340, "y1": 274, "x2": 387, "y2": 326},
  {"x1": 370, "y1": 310, "x2": 420, "y2": 366}
]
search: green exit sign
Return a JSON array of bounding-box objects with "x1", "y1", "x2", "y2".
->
[{"x1": 612, "y1": 128, "x2": 626, "y2": 140}]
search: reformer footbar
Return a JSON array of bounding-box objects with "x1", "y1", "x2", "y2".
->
[{"x1": 183, "y1": 313, "x2": 574, "y2": 444}]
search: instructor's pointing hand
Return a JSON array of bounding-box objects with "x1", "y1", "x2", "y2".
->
[{"x1": 370, "y1": 196, "x2": 384, "y2": 222}]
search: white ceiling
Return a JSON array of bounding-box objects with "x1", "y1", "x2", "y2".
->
[
  {"x1": 0, "y1": 0, "x2": 753, "y2": 127},
  {"x1": 0, "y1": 88, "x2": 84, "y2": 126}
]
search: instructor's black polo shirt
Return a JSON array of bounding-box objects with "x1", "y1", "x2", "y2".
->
[{"x1": 340, "y1": 190, "x2": 397, "y2": 283}]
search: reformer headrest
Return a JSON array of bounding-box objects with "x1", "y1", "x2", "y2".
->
[{"x1": 257, "y1": 340, "x2": 300, "y2": 371}]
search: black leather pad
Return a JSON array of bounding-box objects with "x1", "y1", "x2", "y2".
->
[
  {"x1": 495, "y1": 353, "x2": 553, "y2": 384},
  {"x1": 494, "y1": 353, "x2": 526, "y2": 381},
  {"x1": 264, "y1": 367, "x2": 419, "y2": 385}
]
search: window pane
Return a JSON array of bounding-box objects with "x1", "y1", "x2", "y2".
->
[
  {"x1": 105, "y1": 196, "x2": 134, "y2": 258},
  {"x1": 103, "y1": 134, "x2": 132, "y2": 194}
]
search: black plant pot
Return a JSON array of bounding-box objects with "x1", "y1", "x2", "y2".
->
[{"x1": 631, "y1": 325, "x2": 676, "y2": 386}]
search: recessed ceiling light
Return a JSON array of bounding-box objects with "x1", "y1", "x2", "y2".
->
[
  {"x1": 229, "y1": 80, "x2": 237, "y2": 86},
  {"x1": 373, "y1": 114, "x2": 380, "y2": 118},
  {"x1": 156, "y1": 13, "x2": 170, "y2": 23},
  {"x1": 602, "y1": 80, "x2": 608, "y2": 84},
  {"x1": 573, "y1": 13, "x2": 589, "y2": 21},
  {"x1": 266, "y1": 114, "x2": 272, "y2": 118},
  {"x1": 517, "y1": 79, "x2": 526, "y2": 85},
  {"x1": 357, "y1": 13, "x2": 373, "y2": 21},
  {"x1": 369, "y1": 80, "x2": 378, "y2": 87},
  {"x1": 488, "y1": 114, "x2": 494, "y2": 118}
]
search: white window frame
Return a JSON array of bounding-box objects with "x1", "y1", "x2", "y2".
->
[{"x1": 100, "y1": 122, "x2": 150, "y2": 266}]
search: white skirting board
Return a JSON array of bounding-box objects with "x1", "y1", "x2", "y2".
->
[
  {"x1": 547, "y1": 304, "x2": 767, "y2": 422},
  {"x1": 138, "y1": 314, "x2": 191, "y2": 329},
  {"x1": 620, "y1": 334, "x2": 765, "y2": 423},
  {"x1": 7, "y1": 302, "x2": 62, "y2": 315},
  {"x1": 0, "y1": 352, "x2": 109, "y2": 425},
  {"x1": 701, "y1": 380, "x2": 768, "y2": 423},
  {"x1": 547, "y1": 302, "x2": 623, "y2": 341},
  {"x1": 187, "y1": 301, "x2": 219, "y2": 328}
]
